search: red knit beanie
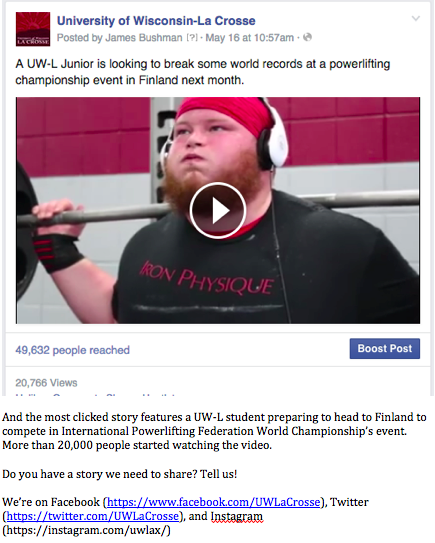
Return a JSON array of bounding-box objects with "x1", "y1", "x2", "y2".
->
[{"x1": 175, "y1": 97, "x2": 273, "y2": 139}]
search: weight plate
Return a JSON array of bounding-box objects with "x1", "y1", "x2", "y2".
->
[{"x1": 16, "y1": 161, "x2": 38, "y2": 301}]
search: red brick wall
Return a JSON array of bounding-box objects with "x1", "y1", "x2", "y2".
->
[
  {"x1": 17, "y1": 98, "x2": 150, "y2": 177},
  {"x1": 17, "y1": 97, "x2": 419, "y2": 177},
  {"x1": 269, "y1": 97, "x2": 419, "y2": 166}
]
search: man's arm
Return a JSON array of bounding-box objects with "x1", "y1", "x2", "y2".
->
[
  {"x1": 358, "y1": 230, "x2": 420, "y2": 324},
  {"x1": 32, "y1": 199, "x2": 118, "y2": 324},
  {"x1": 50, "y1": 259, "x2": 116, "y2": 324}
]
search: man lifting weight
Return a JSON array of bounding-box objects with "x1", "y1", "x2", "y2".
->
[{"x1": 31, "y1": 97, "x2": 419, "y2": 324}]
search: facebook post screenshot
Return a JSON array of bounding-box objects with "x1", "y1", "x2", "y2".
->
[{"x1": 1, "y1": 0, "x2": 434, "y2": 541}]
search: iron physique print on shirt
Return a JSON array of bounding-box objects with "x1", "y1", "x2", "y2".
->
[{"x1": 139, "y1": 260, "x2": 275, "y2": 297}]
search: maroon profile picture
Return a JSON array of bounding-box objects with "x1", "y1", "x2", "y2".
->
[{"x1": 16, "y1": 12, "x2": 50, "y2": 47}]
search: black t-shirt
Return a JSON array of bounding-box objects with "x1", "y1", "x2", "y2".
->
[{"x1": 112, "y1": 190, "x2": 419, "y2": 324}]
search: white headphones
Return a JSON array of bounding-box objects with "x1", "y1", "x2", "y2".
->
[
  {"x1": 257, "y1": 97, "x2": 289, "y2": 170},
  {"x1": 160, "y1": 97, "x2": 289, "y2": 172}
]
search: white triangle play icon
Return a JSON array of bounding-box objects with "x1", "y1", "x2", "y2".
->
[{"x1": 212, "y1": 197, "x2": 230, "y2": 224}]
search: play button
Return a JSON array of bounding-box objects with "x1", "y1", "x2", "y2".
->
[
  {"x1": 189, "y1": 182, "x2": 246, "y2": 239},
  {"x1": 212, "y1": 198, "x2": 229, "y2": 224}
]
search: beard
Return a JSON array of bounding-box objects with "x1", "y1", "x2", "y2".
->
[{"x1": 163, "y1": 149, "x2": 263, "y2": 216}]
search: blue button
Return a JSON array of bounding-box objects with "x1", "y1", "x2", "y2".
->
[{"x1": 350, "y1": 339, "x2": 420, "y2": 359}]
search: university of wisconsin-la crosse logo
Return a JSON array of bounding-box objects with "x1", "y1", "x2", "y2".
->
[{"x1": 16, "y1": 12, "x2": 50, "y2": 46}]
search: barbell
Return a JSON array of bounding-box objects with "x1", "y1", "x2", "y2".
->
[
  {"x1": 17, "y1": 190, "x2": 419, "y2": 228},
  {"x1": 16, "y1": 161, "x2": 420, "y2": 300}
]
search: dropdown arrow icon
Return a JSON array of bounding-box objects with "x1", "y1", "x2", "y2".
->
[{"x1": 412, "y1": 15, "x2": 420, "y2": 21}]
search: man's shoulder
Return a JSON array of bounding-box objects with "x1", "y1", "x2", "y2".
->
[
  {"x1": 273, "y1": 189, "x2": 381, "y2": 257},
  {"x1": 274, "y1": 189, "x2": 379, "y2": 237},
  {"x1": 128, "y1": 212, "x2": 182, "y2": 240},
  {"x1": 120, "y1": 212, "x2": 183, "y2": 257}
]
